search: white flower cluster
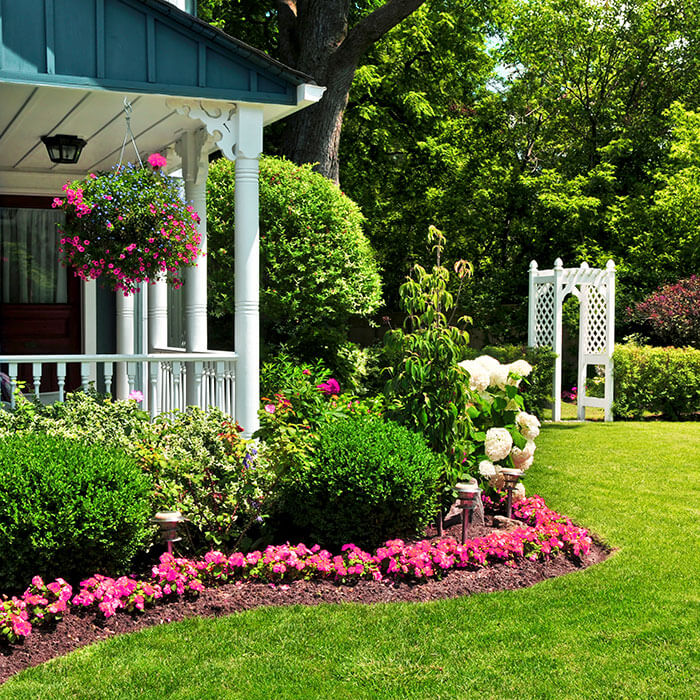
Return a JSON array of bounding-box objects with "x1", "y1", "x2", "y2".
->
[
  {"x1": 458, "y1": 359, "x2": 490, "y2": 392},
  {"x1": 516, "y1": 411, "x2": 540, "y2": 440},
  {"x1": 484, "y1": 427, "x2": 512, "y2": 461},
  {"x1": 457, "y1": 355, "x2": 539, "y2": 501},
  {"x1": 458, "y1": 355, "x2": 533, "y2": 392}
]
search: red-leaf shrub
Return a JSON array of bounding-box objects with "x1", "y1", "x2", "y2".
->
[{"x1": 628, "y1": 276, "x2": 700, "y2": 348}]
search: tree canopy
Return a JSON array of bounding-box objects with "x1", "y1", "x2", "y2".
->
[{"x1": 201, "y1": 0, "x2": 700, "y2": 342}]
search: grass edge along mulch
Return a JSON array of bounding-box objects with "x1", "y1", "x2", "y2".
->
[{"x1": 4, "y1": 421, "x2": 699, "y2": 699}]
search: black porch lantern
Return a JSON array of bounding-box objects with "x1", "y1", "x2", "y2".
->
[{"x1": 41, "y1": 134, "x2": 87, "y2": 164}]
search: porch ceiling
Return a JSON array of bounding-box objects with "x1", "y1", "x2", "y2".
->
[{"x1": 0, "y1": 82, "x2": 317, "y2": 196}]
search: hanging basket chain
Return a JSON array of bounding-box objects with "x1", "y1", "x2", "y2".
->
[{"x1": 117, "y1": 98, "x2": 143, "y2": 170}]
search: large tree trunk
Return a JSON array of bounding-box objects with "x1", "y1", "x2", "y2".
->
[{"x1": 275, "y1": 0, "x2": 425, "y2": 183}]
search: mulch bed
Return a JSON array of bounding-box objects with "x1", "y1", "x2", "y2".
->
[{"x1": 0, "y1": 513, "x2": 611, "y2": 684}]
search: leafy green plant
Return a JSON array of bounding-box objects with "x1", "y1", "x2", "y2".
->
[
  {"x1": 0, "y1": 393, "x2": 280, "y2": 551},
  {"x1": 0, "y1": 434, "x2": 151, "y2": 591},
  {"x1": 139, "y1": 408, "x2": 280, "y2": 550},
  {"x1": 280, "y1": 413, "x2": 441, "y2": 550},
  {"x1": 612, "y1": 342, "x2": 700, "y2": 419},
  {"x1": 207, "y1": 156, "x2": 383, "y2": 368},
  {"x1": 256, "y1": 356, "x2": 385, "y2": 501},
  {"x1": 383, "y1": 226, "x2": 473, "y2": 511}
]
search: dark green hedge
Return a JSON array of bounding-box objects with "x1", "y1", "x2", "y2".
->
[
  {"x1": 280, "y1": 414, "x2": 441, "y2": 550},
  {"x1": 207, "y1": 156, "x2": 382, "y2": 366}
]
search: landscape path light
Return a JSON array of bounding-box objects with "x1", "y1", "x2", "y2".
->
[
  {"x1": 455, "y1": 480, "x2": 482, "y2": 544},
  {"x1": 152, "y1": 511, "x2": 186, "y2": 555},
  {"x1": 501, "y1": 468, "x2": 524, "y2": 519}
]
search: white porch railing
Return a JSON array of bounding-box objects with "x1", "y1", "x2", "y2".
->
[{"x1": 0, "y1": 350, "x2": 237, "y2": 419}]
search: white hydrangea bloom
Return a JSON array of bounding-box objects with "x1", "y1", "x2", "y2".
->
[
  {"x1": 519, "y1": 454, "x2": 535, "y2": 471},
  {"x1": 512, "y1": 482, "x2": 526, "y2": 502},
  {"x1": 490, "y1": 364, "x2": 510, "y2": 390},
  {"x1": 478, "y1": 459, "x2": 497, "y2": 478},
  {"x1": 458, "y1": 360, "x2": 490, "y2": 393},
  {"x1": 511, "y1": 439, "x2": 536, "y2": 468},
  {"x1": 484, "y1": 427, "x2": 513, "y2": 462},
  {"x1": 516, "y1": 411, "x2": 540, "y2": 440},
  {"x1": 509, "y1": 359, "x2": 533, "y2": 378},
  {"x1": 490, "y1": 464, "x2": 505, "y2": 491},
  {"x1": 475, "y1": 355, "x2": 500, "y2": 372}
]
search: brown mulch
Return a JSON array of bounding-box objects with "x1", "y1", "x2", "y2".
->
[{"x1": 0, "y1": 515, "x2": 611, "y2": 685}]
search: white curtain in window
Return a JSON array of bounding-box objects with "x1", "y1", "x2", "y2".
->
[{"x1": 0, "y1": 208, "x2": 67, "y2": 304}]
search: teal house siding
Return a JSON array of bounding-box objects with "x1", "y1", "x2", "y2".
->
[{"x1": 0, "y1": 0, "x2": 303, "y2": 102}]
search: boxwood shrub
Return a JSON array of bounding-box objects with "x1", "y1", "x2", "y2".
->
[
  {"x1": 0, "y1": 434, "x2": 152, "y2": 591},
  {"x1": 613, "y1": 343, "x2": 700, "y2": 419},
  {"x1": 281, "y1": 414, "x2": 441, "y2": 550}
]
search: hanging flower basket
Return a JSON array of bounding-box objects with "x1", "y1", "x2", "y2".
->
[{"x1": 54, "y1": 154, "x2": 201, "y2": 295}]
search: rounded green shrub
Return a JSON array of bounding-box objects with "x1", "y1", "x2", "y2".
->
[
  {"x1": 281, "y1": 414, "x2": 441, "y2": 550},
  {"x1": 207, "y1": 155, "x2": 383, "y2": 367},
  {"x1": 0, "y1": 434, "x2": 152, "y2": 591}
]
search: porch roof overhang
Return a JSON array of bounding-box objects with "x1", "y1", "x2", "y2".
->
[{"x1": 0, "y1": 0, "x2": 323, "y2": 195}]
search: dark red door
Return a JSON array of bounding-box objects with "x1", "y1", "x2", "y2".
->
[{"x1": 0, "y1": 196, "x2": 82, "y2": 393}]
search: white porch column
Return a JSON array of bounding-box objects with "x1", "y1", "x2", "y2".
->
[
  {"x1": 148, "y1": 281, "x2": 168, "y2": 351},
  {"x1": 116, "y1": 293, "x2": 134, "y2": 399},
  {"x1": 234, "y1": 105, "x2": 264, "y2": 437},
  {"x1": 176, "y1": 130, "x2": 209, "y2": 406}
]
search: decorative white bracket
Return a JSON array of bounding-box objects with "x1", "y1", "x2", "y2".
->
[
  {"x1": 528, "y1": 259, "x2": 616, "y2": 422},
  {"x1": 167, "y1": 98, "x2": 238, "y2": 160}
]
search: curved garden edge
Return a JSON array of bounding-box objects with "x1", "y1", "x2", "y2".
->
[{"x1": 0, "y1": 497, "x2": 612, "y2": 685}]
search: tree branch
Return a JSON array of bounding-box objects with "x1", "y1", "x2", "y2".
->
[{"x1": 334, "y1": 0, "x2": 426, "y2": 70}]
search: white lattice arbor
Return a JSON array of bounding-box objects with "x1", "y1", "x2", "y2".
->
[{"x1": 528, "y1": 259, "x2": 616, "y2": 422}]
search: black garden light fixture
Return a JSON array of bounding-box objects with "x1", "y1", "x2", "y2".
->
[{"x1": 41, "y1": 134, "x2": 87, "y2": 164}]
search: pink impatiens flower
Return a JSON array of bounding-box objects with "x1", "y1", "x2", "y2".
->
[
  {"x1": 148, "y1": 153, "x2": 167, "y2": 169},
  {"x1": 128, "y1": 390, "x2": 144, "y2": 402}
]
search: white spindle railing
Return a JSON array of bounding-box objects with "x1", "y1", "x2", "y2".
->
[{"x1": 0, "y1": 351, "x2": 237, "y2": 419}]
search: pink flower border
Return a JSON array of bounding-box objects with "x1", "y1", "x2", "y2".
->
[{"x1": 1, "y1": 496, "x2": 592, "y2": 644}]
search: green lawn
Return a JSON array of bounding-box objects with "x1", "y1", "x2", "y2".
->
[{"x1": 2, "y1": 422, "x2": 699, "y2": 699}]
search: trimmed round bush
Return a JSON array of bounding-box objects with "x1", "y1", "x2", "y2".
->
[
  {"x1": 207, "y1": 155, "x2": 383, "y2": 366},
  {"x1": 0, "y1": 434, "x2": 152, "y2": 591},
  {"x1": 282, "y1": 414, "x2": 441, "y2": 550}
]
